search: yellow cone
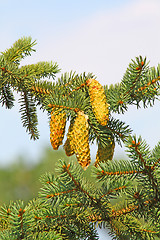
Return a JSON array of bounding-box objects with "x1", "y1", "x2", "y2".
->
[
  {"x1": 50, "y1": 108, "x2": 66, "y2": 150},
  {"x1": 86, "y1": 78, "x2": 109, "y2": 126},
  {"x1": 72, "y1": 111, "x2": 91, "y2": 169},
  {"x1": 95, "y1": 138, "x2": 115, "y2": 166},
  {"x1": 64, "y1": 120, "x2": 75, "y2": 156}
]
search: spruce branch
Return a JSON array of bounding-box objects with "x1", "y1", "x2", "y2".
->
[
  {"x1": 0, "y1": 158, "x2": 160, "y2": 239},
  {"x1": 106, "y1": 56, "x2": 160, "y2": 113},
  {"x1": 19, "y1": 61, "x2": 60, "y2": 81},
  {"x1": 0, "y1": 84, "x2": 14, "y2": 109},
  {"x1": 1, "y1": 36, "x2": 36, "y2": 64},
  {"x1": 1, "y1": 38, "x2": 160, "y2": 239},
  {"x1": 126, "y1": 135, "x2": 160, "y2": 200},
  {"x1": 19, "y1": 91, "x2": 39, "y2": 140}
]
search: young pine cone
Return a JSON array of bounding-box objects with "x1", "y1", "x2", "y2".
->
[
  {"x1": 64, "y1": 120, "x2": 75, "y2": 157},
  {"x1": 86, "y1": 78, "x2": 109, "y2": 126},
  {"x1": 95, "y1": 138, "x2": 115, "y2": 166},
  {"x1": 67, "y1": 111, "x2": 91, "y2": 169},
  {"x1": 50, "y1": 108, "x2": 66, "y2": 150}
]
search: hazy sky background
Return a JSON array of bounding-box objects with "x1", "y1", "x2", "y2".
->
[
  {"x1": 0, "y1": 0, "x2": 160, "y2": 163},
  {"x1": 1, "y1": 0, "x2": 160, "y2": 239}
]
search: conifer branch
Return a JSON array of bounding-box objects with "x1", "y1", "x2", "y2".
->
[
  {"x1": 46, "y1": 188, "x2": 78, "y2": 199},
  {"x1": 99, "y1": 186, "x2": 127, "y2": 200},
  {"x1": 19, "y1": 91, "x2": 39, "y2": 140},
  {"x1": 0, "y1": 66, "x2": 24, "y2": 85},
  {"x1": 111, "y1": 198, "x2": 156, "y2": 219},
  {"x1": 0, "y1": 84, "x2": 14, "y2": 109},
  {"x1": 94, "y1": 159, "x2": 138, "y2": 181},
  {"x1": 1, "y1": 36, "x2": 36, "y2": 64},
  {"x1": 1, "y1": 38, "x2": 160, "y2": 239},
  {"x1": 65, "y1": 82, "x2": 87, "y2": 96},
  {"x1": 31, "y1": 85, "x2": 51, "y2": 95},
  {"x1": 97, "y1": 169, "x2": 142, "y2": 178},
  {"x1": 127, "y1": 136, "x2": 160, "y2": 200},
  {"x1": 48, "y1": 103, "x2": 80, "y2": 113},
  {"x1": 62, "y1": 163, "x2": 96, "y2": 201},
  {"x1": 106, "y1": 56, "x2": 160, "y2": 113},
  {"x1": 152, "y1": 158, "x2": 160, "y2": 169}
]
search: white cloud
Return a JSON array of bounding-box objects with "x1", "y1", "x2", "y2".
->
[{"x1": 37, "y1": 0, "x2": 160, "y2": 87}]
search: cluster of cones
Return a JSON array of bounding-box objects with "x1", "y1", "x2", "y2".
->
[{"x1": 50, "y1": 79, "x2": 115, "y2": 169}]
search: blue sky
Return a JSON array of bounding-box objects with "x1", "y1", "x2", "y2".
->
[
  {"x1": 1, "y1": 0, "x2": 130, "y2": 46},
  {"x1": 1, "y1": 1, "x2": 160, "y2": 239},
  {"x1": 1, "y1": 0, "x2": 160, "y2": 166}
]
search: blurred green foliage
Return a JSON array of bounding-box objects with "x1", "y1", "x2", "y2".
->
[
  {"x1": 0, "y1": 147, "x2": 72, "y2": 205},
  {"x1": 0, "y1": 146, "x2": 94, "y2": 205},
  {"x1": 1, "y1": 148, "x2": 159, "y2": 240}
]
